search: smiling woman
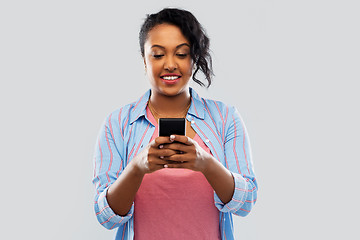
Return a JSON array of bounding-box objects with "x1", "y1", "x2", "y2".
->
[
  {"x1": 92, "y1": 8, "x2": 258, "y2": 240},
  {"x1": 143, "y1": 24, "x2": 193, "y2": 100}
]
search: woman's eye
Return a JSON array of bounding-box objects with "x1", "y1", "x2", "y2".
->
[
  {"x1": 153, "y1": 54, "x2": 164, "y2": 59},
  {"x1": 176, "y1": 53, "x2": 188, "y2": 58}
]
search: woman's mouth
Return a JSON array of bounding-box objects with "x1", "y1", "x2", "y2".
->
[{"x1": 160, "y1": 74, "x2": 181, "y2": 84}]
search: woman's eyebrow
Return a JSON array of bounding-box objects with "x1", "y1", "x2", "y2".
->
[
  {"x1": 176, "y1": 43, "x2": 190, "y2": 49},
  {"x1": 151, "y1": 43, "x2": 190, "y2": 49},
  {"x1": 151, "y1": 44, "x2": 165, "y2": 49}
]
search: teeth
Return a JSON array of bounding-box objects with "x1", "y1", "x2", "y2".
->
[{"x1": 162, "y1": 76, "x2": 179, "y2": 80}]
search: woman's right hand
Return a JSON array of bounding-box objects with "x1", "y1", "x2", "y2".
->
[{"x1": 133, "y1": 136, "x2": 177, "y2": 175}]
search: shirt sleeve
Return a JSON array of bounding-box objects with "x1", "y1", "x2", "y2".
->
[
  {"x1": 214, "y1": 106, "x2": 258, "y2": 216},
  {"x1": 92, "y1": 112, "x2": 133, "y2": 230}
]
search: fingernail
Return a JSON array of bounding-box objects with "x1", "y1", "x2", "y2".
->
[
  {"x1": 159, "y1": 156, "x2": 164, "y2": 159},
  {"x1": 159, "y1": 145, "x2": 163, "y2": 149}
]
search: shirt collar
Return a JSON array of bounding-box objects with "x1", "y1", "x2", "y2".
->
[
  {"x1": 188, "y1": 87, "x2": 205, "y2": 120},
  {"x1": 129, "y1": 87, "x2": 205, "y2": 124},
  {"x1": 129, "y1": 89, "x2": 151, "y2": 124}
]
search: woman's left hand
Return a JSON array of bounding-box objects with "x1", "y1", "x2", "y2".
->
[{"x1": 159, "y1": 134, "x2": 213, "y2": 173}]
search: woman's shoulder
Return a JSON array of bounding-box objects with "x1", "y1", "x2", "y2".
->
[
  {"x1": 201, "y1": 97, "x2": 237, "y2": 116},
  {"x1": 105, "y1": 90, "x2": 151, "y2": 127},
  {"x1": 105, "y1": 101, "x2": 138, "y2": 124},
  {"x1": 107, "y1": 102, "x2": 132, "y2": 116},
  {"x1": 191, "y1": 88, "x2": 238, "y2": 121}
]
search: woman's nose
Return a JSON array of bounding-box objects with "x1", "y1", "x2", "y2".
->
[{"x1": 164, "y1": 56, "x2": 177, "y2": 71}]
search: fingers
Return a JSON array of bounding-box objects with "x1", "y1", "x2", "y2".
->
[
  {"x1": 147, "y1": 157, "x2": 172, "y2": 166},
  {"x1": 146, "y1": 159, "x2": 171, "y2": 172},
  {"x1": 146, "y1": 135, "x2": 197, "y2": 172},
  {"x1": 152, "y1": 136, "x2": 175, "y2": 148},
  {"x1": 148, "y1": 154, "x2": 194, "y2": 171},
  {"x1": 147, "y1": 153, "x2": 179, "y2": 172},
  {"x1": 169, "y1": 135, "x2": 193, "y2": 146},
  {"x1": 161, "y1": 142, "x2": 192, "y2": 153},
  {"x1": 149, "y1": 147, "x2": 178, "y2": 159},
  {"x1": 151, "y1": 135, "x2": 193, "y2": 150},
  {"x1": 148, "y1": 149, "x2": 189, "y2": 165},
  {"x1": 166, "y1": 153, "x2": 190, "y2": 163},
  {"x1": 154, "y1": 135, "x2": 196, "y2": 162}
]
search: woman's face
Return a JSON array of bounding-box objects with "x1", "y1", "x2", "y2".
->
[{"x1": 143, "y1": 24, "x2": 193, "y2": 97}]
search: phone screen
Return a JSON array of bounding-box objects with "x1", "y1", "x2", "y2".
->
[{"x1": 158, "y1": 118, "x2": 186, "y2": 136}]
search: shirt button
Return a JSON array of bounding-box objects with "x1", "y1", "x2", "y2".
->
[
  {"x1": 205, "y1": 139, "x2": 210, "y2": 143},
  {"x1": 191, "y1": 120, "x2": 195, "y2": 124}
]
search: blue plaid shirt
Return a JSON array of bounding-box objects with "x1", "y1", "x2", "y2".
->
[{"x1": 93, "y1": 88, "x2": 258, "y2": 239}]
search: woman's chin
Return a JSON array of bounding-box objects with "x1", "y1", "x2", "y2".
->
[{"x1": 160, "y1": 86, "x2": 189, "y2": 97}]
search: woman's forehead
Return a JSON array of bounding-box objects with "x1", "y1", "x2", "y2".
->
[{"x1": 145, "y1": 24, "x2": 190, "y2": 48}]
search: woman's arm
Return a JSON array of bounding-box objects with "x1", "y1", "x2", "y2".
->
[
  {"x1": 106, "y1": 158, "x2": 145, "y2": 216},
  {"x1": 221, "y1": 106, "x2": 258, "y2": 216},
  {"x1": 201, "y1": 155, "x2": 235, "y2": 204},
  {"x1": 105, "y1": 137, "x2": 178, "y2": 216}
]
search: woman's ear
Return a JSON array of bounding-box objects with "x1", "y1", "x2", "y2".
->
[
  {"x1": 143, "y1": 58, "x2": 147, "y2": 73},
  {"x1": 143, "y1": 57, "x2": 146, "y2": 66}
]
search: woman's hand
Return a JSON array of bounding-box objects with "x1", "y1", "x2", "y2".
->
[
  {"x1": 160, "y1": 134, "x2": 214, "y2": 173},
  {"x1": 132, "y1": 136, "x2": 179, "y2": 175}
]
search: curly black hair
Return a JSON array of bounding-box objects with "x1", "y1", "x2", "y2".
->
[{"x1": 139, "y1": 8, "x2": 214, "y2": 88}]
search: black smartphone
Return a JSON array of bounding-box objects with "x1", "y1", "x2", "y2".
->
[{"x1": 159, "y1": 118, "x2": 186, "y2": 136}]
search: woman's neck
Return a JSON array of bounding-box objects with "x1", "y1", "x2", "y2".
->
[{"x1": 149, "y1": 88, "x2": 191, "y2": 117}]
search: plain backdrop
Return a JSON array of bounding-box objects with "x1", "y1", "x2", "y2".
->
[{"x1": 1, "y1": 0, "x2": 359, "y2": 239}]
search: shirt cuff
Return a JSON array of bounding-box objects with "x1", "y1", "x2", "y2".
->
[
  {"x1": 96, "y1": 187, "x2": 134, "y2": 229},
  {"x1": 214, "y1": 172, "x2": 248, "y2": 212}
]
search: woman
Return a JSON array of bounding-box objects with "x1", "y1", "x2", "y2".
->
[{"x1": 93, "y1": 8, "x2": 257, "y2": 240}]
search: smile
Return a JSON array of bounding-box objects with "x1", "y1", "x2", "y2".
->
[{"x1": 160, "y1": 74, "x2": 181, "y2": 80}]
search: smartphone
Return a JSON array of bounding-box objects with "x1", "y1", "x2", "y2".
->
[{"x1": 159, "y1": 118, "x2": 186, "y2": 137}]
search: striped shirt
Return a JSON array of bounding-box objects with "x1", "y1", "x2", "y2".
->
[{"x1": 92, "y1": 87, "x2": 258, "y2": 240}]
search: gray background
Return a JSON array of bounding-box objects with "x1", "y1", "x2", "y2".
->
[{"x1": 1, "y1": 0, "x2": 359, "y2": 239}]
